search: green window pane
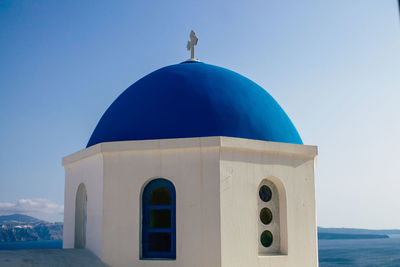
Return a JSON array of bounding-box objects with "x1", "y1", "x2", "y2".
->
[
  {"x1": 260, "y1": 208, "x2": 273, "y2": 225},
  {"x1": 150, "y1": 209, "x2": 171, "y2": 228},
  {"x1": 260, "y1": 230, "x2": 273, "y2": 248},
  {"x1": 259, "y1": 185, "x2": 272, "y2": 202},
  {"x1": 150, "y1": 186, "x2": 171, "y2": 205}
]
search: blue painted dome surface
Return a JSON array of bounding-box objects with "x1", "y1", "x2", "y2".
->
[{"x1": 87, "y1": 61, "x2": 302, "y2": 147}]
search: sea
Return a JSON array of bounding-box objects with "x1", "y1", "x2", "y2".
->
[
  {"x1": 1, "y1": 237, "x2": 400, "y2": 266},
  {"x1": 318, "y1": 235, "x2": 400, "y2": 267},
  {"x1": 0, "y1": 240, "x2": 62, "y2": 250}
]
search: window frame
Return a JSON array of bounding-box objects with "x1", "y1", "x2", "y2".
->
[{"x1": 142, "y1": 178, "x2": 176, "y2": 259}]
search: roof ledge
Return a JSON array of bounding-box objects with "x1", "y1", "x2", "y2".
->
[{"x1": 63, "y1": 137, "x2": 317, "y2": 166}]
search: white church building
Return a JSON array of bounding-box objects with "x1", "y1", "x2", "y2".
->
[{"x1": 62, "y1": 32, "x2": 318, "y2": 267}]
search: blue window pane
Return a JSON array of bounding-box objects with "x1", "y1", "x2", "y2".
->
[{"x1": 259, "y1": 185, "x2": 272, "y2": 202}]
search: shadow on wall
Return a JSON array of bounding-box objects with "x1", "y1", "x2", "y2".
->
[{"x1": 75, "y1": 183, "x2": 87, "y2": 249}]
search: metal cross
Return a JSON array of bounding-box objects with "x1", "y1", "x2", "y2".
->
[{"x1": 186, "y1": 30, "x2": 198, "y2": 60}]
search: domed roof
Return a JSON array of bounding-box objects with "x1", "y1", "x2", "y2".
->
[{"x1": 87, "y1": 61, "x2": 302, "y2": 148}]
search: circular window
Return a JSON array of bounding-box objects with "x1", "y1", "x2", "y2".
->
[
  {"x1": 260, "y1": 208, "x2": 273, "y2": 225},
  {"x1": 260, "y1": 230, "x2": 273, "y2": 248},
  {"x1": 259, "y1": 185, "x2": 272, "y2": 202}
]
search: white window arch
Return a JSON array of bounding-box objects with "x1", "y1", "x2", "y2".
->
[{"x1": 258, "y1": 177, "x2": 287, "y2": 255}]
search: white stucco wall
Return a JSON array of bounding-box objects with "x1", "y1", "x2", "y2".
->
[
  {"x1": 63, "y1": 150, "x2": 104, "y2": 258},
  {"x1": 100, "y1": 138, "x2": 221, "y2": 267},
  {"x1": 62, "y1": 137, "x2": 317, "y2": 267},
  {"x1": 219, "y1": 138, "x2": 318, "y2": 267}
]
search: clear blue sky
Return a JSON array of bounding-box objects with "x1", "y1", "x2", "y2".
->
[{"x1": 0, "y1": 0, "x2": 399, "y2": 226}]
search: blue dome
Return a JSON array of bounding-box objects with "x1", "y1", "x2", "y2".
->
[{"x1": 87, "y1": 61, "x2": 302, "y2": 147}]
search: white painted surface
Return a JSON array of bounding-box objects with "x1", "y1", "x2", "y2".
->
[
  {"x1": 63, "y1": 153, "x2": 103, "y2": 258},
  {"x1": 62, "y1": 137, "x2": 318, "y2": 267},
  {"x1": 219, "y1": 138, "x2": 318, "y2": 267},
  {"x1": 186, "y1": 30, "x2": 198, "y2": 60}
]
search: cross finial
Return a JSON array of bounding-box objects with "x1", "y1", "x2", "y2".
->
[{"x1": 186, "y1": 30, "x2": 198, "y2": 60}]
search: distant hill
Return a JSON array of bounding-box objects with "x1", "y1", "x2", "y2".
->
[
  {"x1": 0, "y1": 214, "x2": 45, "y2": 225},
  {"x1": 318, "y1": 227, "x2": 400, "y2": 236},
  {"x1": 318, "y1": 232, "x2": 389, "y2": 240},
  {"x1": 0, "y1": 214, "x2": 63, "y2": 242},
  {"x1": 1, "y1": 215, "x2": 399, "y2": 242}
]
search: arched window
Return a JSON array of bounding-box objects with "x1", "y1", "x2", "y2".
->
[
  {"x1": 258, "y1": 178, "x2": 287, "y2": 255},
  {"x1": 142, "y1": 178, "x2": 176, "y2": 259},
  {"x1": 75, "y1": 183, "x2": 87, "y2": 248}
]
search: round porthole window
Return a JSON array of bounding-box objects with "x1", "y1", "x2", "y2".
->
[
  {"x1": 259, "y1": 185, "x2": 272, "y2": 202},
  {"x1": 260, "y1": 208, "x2": 273, "y2": 225},
  {"x1": 260, "y1": 230, "x2": 273, "y2": 248}
]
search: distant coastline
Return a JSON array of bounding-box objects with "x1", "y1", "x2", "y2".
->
[
  {"x1": 318, "y1": 227, "x2": 400, "y2": 235},
  {"x1": 318, "y1": 232, "x2": 389, "y2": 240},
  {"x1": 1, "y1": 214, "x2": 400, "y2": 244},
  {"x1": 317, "y1": 227, "x2": 400, "y2": 240},
  {"x1": 0, "y1": 214, "x2": 62, "y2": 242}
]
